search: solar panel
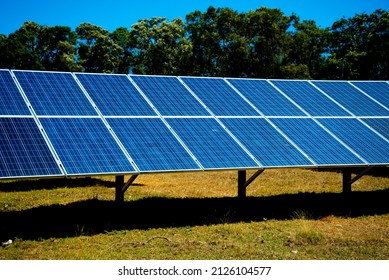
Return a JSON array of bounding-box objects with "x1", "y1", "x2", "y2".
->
[
  {"x1": 318, "y1": 118, "x2": 389, "y2": 164},
  {"x1": 166, "y1": 118, "x2": 259, "y2": 169},
  {"x1": 130, "y1": 75, "x2": 210, "y2": 116},
  {"x1": 180, "y1": 77, "x2": 258, "y2": 116},
  {"x1": 350, "y1": 81, "x2": 389, "y2": 108},
  {"x1": 221, "y1": 118, "x2": 314, "y2": 167},
  {"x1": 13, "y1": 70, "x2": 97, "y2": 116},
  {"x1": 0, "y1": 70, "x2": 31, "y2": 115},
  {"x1": 75, "y1": 73, "x2": 156, "y2": 116},
  {"x1": 107, "y1": 118, "x2": 200, "y2": 172},
  {"x1": 312, "y1": 81, "x2": 389, "y2": 116},
  {"x1": 360, "y1": 118, "x2": 389, "y2": 139},
  {"x1": 40, "y1": 117, "x2": 136, "y2": 175},
  {"x1": 271, "y1": 80, "x2": 351, "y2": 116},
  {"x1": 271, "y1": 118, "x2": 365, "y2": 166},
  {"x1": 227, "y1": 79, "x2": 305, "y2": 116},
  {"x1": 0, "y1": 117, "x2": 62, "y2": 178}
]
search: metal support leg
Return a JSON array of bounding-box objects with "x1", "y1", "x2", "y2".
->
[
  {"x1": 115, "y1": 175, "x2": 138, "y2": 203},
  {"x1": 238, "y1": 170, "x2": 247, "y2": 199},
  {"x1": 238, "y1": 169, "x2": 265, "y2": 199},
  {"x1": 342, "y1": 169, "x2": 352, "y2": 194},
  {"x1": 342, "y1": 167, "x2": 373, "y2": 194}
]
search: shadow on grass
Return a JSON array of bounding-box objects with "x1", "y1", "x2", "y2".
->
[
  {"x1": 0, "y1": 189, "x2": 388, "y2": 240},
  {"x1": 0, "y1": 178, "x2": 144, "y2": 192}
]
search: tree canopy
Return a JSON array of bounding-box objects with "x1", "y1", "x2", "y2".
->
[{"x1": 0, "y1": 7, "x2": 387, "y2": 79}]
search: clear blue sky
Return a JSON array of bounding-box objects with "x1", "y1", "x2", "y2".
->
[{"x1": 1, "y1": 0, "x2": 388, "y2": 35}]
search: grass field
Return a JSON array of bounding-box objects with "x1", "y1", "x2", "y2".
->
[{"x1": 0, "y1": 168, "x2": 388, "y2": 260}]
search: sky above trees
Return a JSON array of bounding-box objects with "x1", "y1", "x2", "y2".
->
[{"x1": 1, "y1": 0, "x2": 389, "y2": 35}]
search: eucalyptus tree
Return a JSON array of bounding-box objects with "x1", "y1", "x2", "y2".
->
[
  {"x1": 128, "y1": 17, "x2": 192, "y2": 75},
  {"x1": 326, "y1": 9, "x2": 389, "y2": 79},
  {"x1": 76, "y1": 23, "x2": 123, "y2": 73}
]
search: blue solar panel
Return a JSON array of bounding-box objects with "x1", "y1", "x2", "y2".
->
[
  {"x1": 180, "y1": 77, "x2": 258, "y2": 116},
  {"x1": 13, "y1": 71, "x2": 97, "y2": 116},
  {"x1": 312, "y1": 81, "x2": 389, "y2": 116},
  {"x1": 75, "y1": 73, "x2": 156, "y2": 116},
  {"x1": 0, "y1": 70, "x2": 31, "y2": 115},
  {"x1": 318, "y1": 118, "x2": 389, "y2": 164},
  {"x1": 0, "y1": 117, "x2": 62, "y2": 178},
  {"x1": 350, "y1": 82, "x2": 389, "y2": 108},
  {"x1": 40, "y1": 118, "x2": 136, "y2": 175},
  {"x1": 271, "y1": 80, "x2": 351, "y2": 116},
  {"x1": 271, "y1": 118, "x2": 365, "y2": 165},
  {"x1": 166, "y1": 118, "x2": 259, "y2": 169},
  {"x1": 361, "y1": 118, "x2": 389, "y2": 139},
  {"x1": 227, "y1": 79, "x2": 305, "y2": 116},
  {"x1": 221, "y1": 118, "x2": 313, "y2": 167},
  {"x1": 130, "y1": 75, "x2": 210, "y2": 116},
  {"x1": 107, "y1": 118, "x2": 200, "y2": 172}
]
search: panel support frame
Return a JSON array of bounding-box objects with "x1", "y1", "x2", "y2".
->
[
  {"x1": 115, "y1": 175, "x2": 139, "y2": 203},
  {"x1": 342, "y1": 167, "x2": 373, "y2": 194},
  {"x1": 238, "y1": 169, "x2": 265, "y2": 198}
]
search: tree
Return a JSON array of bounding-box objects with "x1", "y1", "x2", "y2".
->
[
  {"x1": 110, "y1": 27, "x2": 132, "y2": 74},
  {"x1": 287, "y1": 19, "x2": 330, "y2": 79},
  {"x1": 76, "y1": 23, "x2": 123, "y2": 73},
  {"x1": 325, "y1": 9, "x2": 389, "y2": 79},
  {"x1": 128, "y1": 17, "x2": 192, "y2": 75},
  {"x1": 3, "y1": 21, "x2": 43, "y2": 70}
]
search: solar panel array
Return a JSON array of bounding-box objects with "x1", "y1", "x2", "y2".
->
[{"x1": 0, "y1": 69, "x2": 388, "y2": 179}]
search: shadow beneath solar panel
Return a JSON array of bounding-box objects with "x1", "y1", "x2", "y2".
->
[
  {"x1": 0, "y1": 189, "x2": 388, "y2": 240},
  {"x1": 0, "y1": 177, "x2": 143, "y2": 192}
]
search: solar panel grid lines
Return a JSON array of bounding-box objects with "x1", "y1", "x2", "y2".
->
[
  {"x1": 166, "y1": 118, "x2": 261, "y2": 170},
  {"x1": 347, "y1": 81, "x2": 389, "y2": 111},
  {"x1": 317, "y1": 118, "x2": 389, "y2": 165},
  {"x1": 0, "y1": 117, "x2": 63, "y2": 178},
  {"x1": 270, "y1": 118, "x2": 367, "y2": 166},
  {"x1": 227, "y1": 78, "x2": 306, "y2": 116},
  {"x1": 75, "y1": 73, "x2": 157, "y2": 116},
  {"x1": 271, "y1": 80, "x2": 354, "y2": 117},
  {"x1": 220, "y1": 117, "x2": 315, "y2": 167},
  {"x1": 106, "y1": 117, "x2": 202, "y2": 172},
  {"x1": 130, "y1": 75, "x2": 211, "y2": 116},
  {"x1": 312, "y1": 81, "x2": 389, "y2": 116},
  {"x1": 177, "y1": 77, "x2": 266, "y2": 167},
  {"x1": 12, "y1": 70, "x2": 98, "y2": 116},
  {"x1": 360, "y1": 118, "x2": 389, "y2": 140},
  {"x1": 126, "y1": 75, "x2": 206, "y2": 171},
  {"x1": 350, "y1": 81, "x2": 389, "y2": 108},
  {"x1": 0, "y1": 70, "x2": 31, "y2": 116},
  {"x1": 40, "y1": 117, "x2": 138, "y2": 176},
  {"x1": 179, "y1": 76, "x2": 259, "y2": 116}
]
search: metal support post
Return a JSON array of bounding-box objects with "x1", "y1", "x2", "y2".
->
[
  {"x1": 115, "y1": 175, "x2": 138, "y2": 203},
  {"x1": 342, "y1": 169, "x2": 352, "y2": 194},
  {"x1": 238, "y1": 169, "x2": 265, "y2": 199},
  {"x1": 238, "y1": 170, "x2": 247, "y2": 199}
]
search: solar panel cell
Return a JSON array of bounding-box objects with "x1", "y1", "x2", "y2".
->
[
  {"x1": 271, "y1": 118, "x2": 365, "y2": 165},
  {"x1": 166, "y1": 118, "x2": 259, "y2": 169},
  {"x1": 361, "y1": 118, "x2": 389, "y2": 139},
  {"x1": 40, "y1": 118, "x2": 136, "y2": 175},
  {"x1": 75, "y1": 73, "x2": 156, "y2": 116},
  {"x1": 350, "y1": 81, "x2": 389, "y2": 108},
  {"x1": 318, "y1": 118, "x2": 389, "y2": 164},
  {"x1": 180, "y1": 77, "x2": 259, "y2": 116},
  {"x1": 13, "y1": 71, "x2": 97, "y2": 116},
  {"x1": 0, "y1": 117, "x2": 61, "y2": 178},
  {"x1": 271, "y1": 80, "x2": 351, "y2": 116},
  {"x1": 130, "y1": 75, "x2": 210, "y2": 116},
  {"x1": 313, "y1": 81, "x2": 389, "y2": 116},
  {"x1": 0, "y1": 70, "x2": 30, "y2": 115},
  {"x1": 221, "y1": 118, "x2": 313, "y2": 167},
  {"x1": 227, "y1": 79, "x2": 305, "y2": 116},
  {"x1": 108, "y1": 118, "x2": 200, "y2": 171}
]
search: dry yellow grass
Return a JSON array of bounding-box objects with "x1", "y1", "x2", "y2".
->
[{"x1": 0, "y1": 168, "x2": 388, "y2": 260}]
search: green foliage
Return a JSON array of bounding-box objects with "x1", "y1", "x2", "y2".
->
[{"x1": 0, "y1": 7, "x2": 387, "y2": 79}]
